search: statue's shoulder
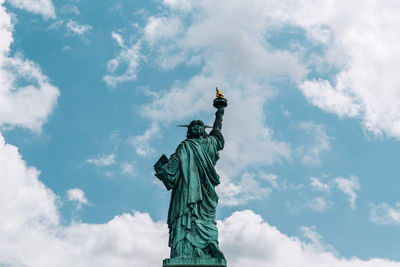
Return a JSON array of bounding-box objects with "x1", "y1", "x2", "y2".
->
[
  {"x1": 175, "y1": 141, "x2": 188, "y2": 154},
  {"x1": 208, "y1": 129, "x2": 224, "y2": 150}
]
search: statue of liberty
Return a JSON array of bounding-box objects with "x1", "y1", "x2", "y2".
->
[{"x1": 154, "y1": 88, "x2": 227, "y2": 267}]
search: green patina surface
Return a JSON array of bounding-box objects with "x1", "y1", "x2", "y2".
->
[
  {"x1": 163, "y1": 257, "x2": 227, "y2": 267},
  {"x1": 154, "y1": 92, "x2": 227, "y2": 266}
]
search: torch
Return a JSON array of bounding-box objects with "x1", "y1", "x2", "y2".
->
[{"x1": 213, "y1": 87, "x2": 228, "y2": 109}]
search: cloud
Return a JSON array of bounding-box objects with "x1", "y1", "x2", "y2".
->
[
  {"x1": 86, "y1": 154, "x2": 116, "y2": 167},
  {"x1": 217, "y1": 171, "x2": 271, "y2": 206},
  {"x1": 275, "y1": 0, "x2": 400, "y2": 139},
  {"x1": 310, "y1": 176, "x2": 331, "y2": 192},
  {"x1": 60, "y1": 5, "x2": 80, "y2": 15},
  {"x1": 307, "y1": 197, "x2": 331, "y2": 212},
  {"x1": 370, "y1": 202, "x2": 400, "y2": 225},
  {"x1": 333, "y1": 175, "x2": 360, "y2": 210},
  {"x1": 120, "y1": 161, "x2": 135, "y2": 175},
  {"x1": 0, "y1": 2, "x2": 59, "y2": 133},
  {"x1": 0, "y1": 131, "x2": 169, "y2": 266},
  {"x1": 105, "y1": 0, "x2": 310, "y2": 184},
  {"x1": 7, "y1": 0, "x2": 56, "y2": 19},
  {"x1": 300, "y1": 79, "x2": 361, "y2": 118},
  {"x1": 308, "y1": 175, "x2": 360, "y2": 210},
  {"x1": 297, "y1": 122, "x2": 331, "y2": 165},
  {"x1": 258, "y1": 172, "x2": 279, "y2": 189},
  {"x1": 219, "y1": 210, "x2": 400, "y2": 267},
  {"x1": 67, "y1": 188, "x2": 89, "y2": 210},
  {"x1": 144, "y1": 16, "x2": 182, "y2": 46},
  {"x1": 0, "y1": 132, "x2": 59, "y2": 230},
  {"x1": 129, "y1": 122, "x2": 159, "y2": 157},
  {"x1": 66, "y1": 20, "x2": 92, "y2": 36},
  {"x1": 0, "y1": 134, "x2": 399, "y2": 266},
  {"x1": 103, "y1": 32, "x2": 142, "y2": 88}
]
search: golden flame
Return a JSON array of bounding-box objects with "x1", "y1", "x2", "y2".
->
[{"x1": 216, "y1": 87, "x2": 224, "y2": 98}]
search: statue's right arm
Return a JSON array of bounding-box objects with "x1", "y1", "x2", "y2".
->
[
  {"x1": 212, "y1": 107, "x2": 224, "y2": 131},
  {"x1": 209, "y1": 107, "x2": 225, "y2": 151}
]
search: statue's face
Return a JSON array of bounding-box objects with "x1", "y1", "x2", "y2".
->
[{"x1": 188, "y1": 124, "x2": 204, "y2": 138}]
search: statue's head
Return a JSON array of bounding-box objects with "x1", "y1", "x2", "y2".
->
[{"x1": 187, "y1": 120, "x2": 208, "y2": 139}]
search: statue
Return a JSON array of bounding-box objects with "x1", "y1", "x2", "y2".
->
[{"x1": 154, "y1": 88, "x2": 228, "y2": 267}]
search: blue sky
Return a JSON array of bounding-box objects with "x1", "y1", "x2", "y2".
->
[{"x1": 2, "y1": 0, "x2": 400, "y2": 266}]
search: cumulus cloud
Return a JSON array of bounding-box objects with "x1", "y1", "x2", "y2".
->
[
  {"x1": 220, "y1": 210, "x2": 400, "y2": 267},
  {"x1": 272, "y1": 0, "x2": 400, "y2": 139},
  {"x1": 7, "y1": 0, "x2": 56, "y2": 19},
  {"x1": 67, "y1": 188, "x2": 89, "y2": 209},
  {"x1": 370, "y1": 202, "x2": 400, "y2": 225},
  {"x1": 1, "y1": 139, "x2": 398, "y2": 267},
  {"x1": 0, "y1": 131, "x2": 168, "y2": 266},
  {"x1": 0, "y1": 1, "x2": 59, "y2": 133},
  {"x1": 104, "y1": 1, "x2": 400, "y2": 204},
  {"x1": 86, "y1": 154, "x2": 116, "y2": 167},
  {"x1": 217, "y1": 171, "x2": 272, "y2": 206},
  {"x1": 0, "y1": 132, "x2": 59, "y2": 230},
  {"x1": 105, "y1": 0, "x2": 307, "y2": 186}
]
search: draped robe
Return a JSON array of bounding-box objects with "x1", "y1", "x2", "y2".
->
[{"x1": 155, "y1": 129, "x2": 225, "y2": 259}]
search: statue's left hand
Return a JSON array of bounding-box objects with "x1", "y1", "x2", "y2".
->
[{"x1": 154, "y1": 154, "x2": 168, "y2": 173}]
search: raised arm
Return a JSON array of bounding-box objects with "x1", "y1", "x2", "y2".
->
[{"x1": 212, "y1": 107, "x2": 224, "y2": 131}]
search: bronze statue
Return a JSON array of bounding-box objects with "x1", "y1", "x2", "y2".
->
[{"x1": 154, "y1": 88, "x2": 227, "y2": 267}]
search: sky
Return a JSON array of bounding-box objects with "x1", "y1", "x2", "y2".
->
[{"x1": 1, "y1": 0, "x2": 400, "y2": 266}]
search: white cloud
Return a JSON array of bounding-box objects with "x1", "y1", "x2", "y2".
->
[
  {"x1": 0, "y1": 136, "x2": 399, "y2": 266},
  {"x1": 86, "y1": 154, "x2": 115, "y2": 167},
  {"x1": 66, "y1": 20, "x2": 92, "y2": 36},
  {"x1": 308, "y1": 175, "x2": 360, "y2": 210},
  {"x1": 370, "y1": 202, "x2": 400, "y2": 225},
  {"x1": 300, "y1": 79, "x2": 361, "y2": 118},
  {"x1": 144, "y1": 16, "x2": 182, "y2": 45},
  {"x1": 298, "y1": 122, "x2": 331, "y2": 165},
  {"x1": 0, "y1": 131, "x2": 169, "y2": 266},
  {"x1": 219, "y1": 210, "x2": 400, "y2": 267},
  {"x1": 258, "y1": 172, "x2": 279, "y2": 189},
  {"x1": 0, "y1": 55, "x2": 60, "y2": 132},
  {"x1": 120, "y1": 161, "x2": 135, "y2": 175},
  {"x1": 334, "y1": 175, "x2": 360, "y2": 210},
  {"x1": 111, "y1": 31, "x2": 124, "y2": 47},
  {"x1": 7, "y1": 0, "x2": 56, "y2": 19},
  {"x1": 0, "y1": 132, "x2": 59, "y2": 230},
  {"x1": 307, "y1": 197, "x2": 331, "y2": 212},
  {"x1": 60, "y1": 5, "x2": 80, "y2": 15},
  {"x1": 217, "y1": 171, "x2": 271, "y2": 206},
  {"x1": 310, "y1": 176, "x2": 331, "y2": 192},
  {"x1": 103, "y1": 32, "x2": 142, "y2": 88},
  {"x1": 67, "y1": 188, "x2": 88, "y2": 210},
  {"x1": 130, "y1": 122, "x2": 159, "y2": 157},
  {"x1": 105, "y1": 0, "x2": 312, "y2": 185},
  {"x1": 275, "y1": 0, "x2": 400, "y2": 139},
  {"x1": 0, "y1": 2, "x2": 59, "y2": 133},
  {"x1": 162, "y1": 0, "x2": 192, "y2": 11},
  {"x1": 300, "y1": 225, "x2": 335, "y2": 253}
]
